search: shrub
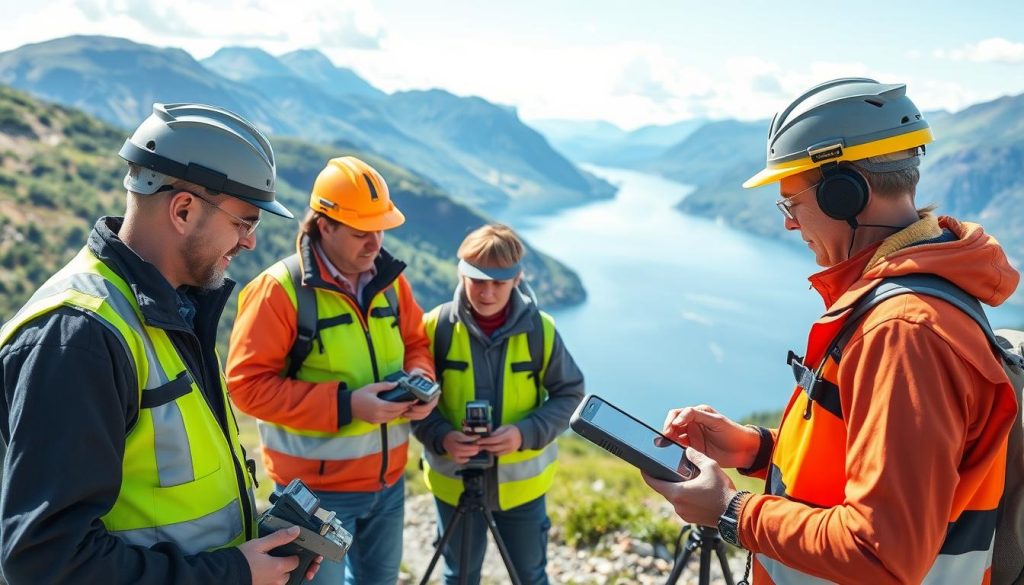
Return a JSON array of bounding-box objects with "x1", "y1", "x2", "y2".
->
[{"x1": 562, "y1": 496, "x2": 638, "y2": 546}]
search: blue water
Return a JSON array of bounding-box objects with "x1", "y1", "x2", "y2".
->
[{"x1": 517, "y1": 166, "x2": 1024, "y2": 427}]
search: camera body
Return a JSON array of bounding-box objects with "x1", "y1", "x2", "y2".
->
[
  {"x1": 257, "y1": 478, "x2": 353, "y2": 585},
  {"x1": 463, "y1": 399, "x2": 494, "y2": 469},
  {"x1": 378, "y1": 370, "x2": 440, "y2": 403}
]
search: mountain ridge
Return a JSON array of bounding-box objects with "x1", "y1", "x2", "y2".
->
[{"x1": 0, "y1": 35, "x2": 614, "y2": 215}]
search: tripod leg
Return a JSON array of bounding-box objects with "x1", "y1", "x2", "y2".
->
[
  {"x1": 698, "y1": 540, "x2": 713, "y2": 585},
  {"x1": 714, "y1": 542, "x2": 736, "y2": 585},
  {"x1": 420, "y1": 506, "x2": 466, "y2": 585},
  {"x1": 665, "y1": 543, "x2": 696, "y2": 585},
  {"x1": 459, "y1": 508, "x2": 472, "y2": 585},
  {"x1": 480, "y1": 507, "x2": 524, "y2": 585}
]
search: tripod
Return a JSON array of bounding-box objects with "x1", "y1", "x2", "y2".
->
[
  {"x1": 419, "y1": 469, "x2": 523, "y2": 585},
  {"x1": 665, "y1": 525, "x2": 737, "y2": 585}
]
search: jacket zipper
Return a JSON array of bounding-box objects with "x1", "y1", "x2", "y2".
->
[
  {"x1": 335, "y1": 283, "x2": 394, "y2": 490},
  {"x1": 362, "y1": 326, "x2": 390, "y2": 489}
]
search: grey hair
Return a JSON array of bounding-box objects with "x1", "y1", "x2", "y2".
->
[{"x1": 849, "y1": 147, "x2": 923, "y2": 198}]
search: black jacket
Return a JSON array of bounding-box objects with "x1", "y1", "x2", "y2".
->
[{"x1": 0, "y1": 217, "x2": 251, "y2": 584}]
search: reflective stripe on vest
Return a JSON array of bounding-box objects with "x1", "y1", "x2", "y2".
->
[
  {"x1": 421, "y1": 304, "x2": 557, "y2": 510},
  {"x1": 258, "y1": 259, "x2": 407, "y2": 486},
  {"x1": 0, "y1": 248, "x2": 252, "y2": 554},
  {"x1": 756, "y1": 535, "x2": 995, "y2": 585},
  {"x1": 108, "y1": 498, "x2": 243, "y2": 552},
  {"x1": 424, "y1": 441, "x2": 557, "y2": 483},
  {"x1": 259, "y1": 421, "x2": 410, "y2": 460}
]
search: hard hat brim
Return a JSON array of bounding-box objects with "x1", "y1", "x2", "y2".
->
[
  {"x1": 236, "y1": 194, "x2": 294, "y2": 219},
  {"x1": 743, "y1": 166, "x2": 807, "y2": 189},
  {"x1": 743, "y1": 127, "x2": 934, "y2": 189},
  {"x1": 334, "y1": 207, "x2": 406, "y2": 232}
]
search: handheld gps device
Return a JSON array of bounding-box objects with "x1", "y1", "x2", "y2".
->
[
  {"x1": 378, "y1": 370, "x2": 440, "y2": 403},
  {"x1": 256, "y1": 478, "x2": 353, "y2": 585}
]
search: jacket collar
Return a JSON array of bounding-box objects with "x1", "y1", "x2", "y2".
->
[
  {"x1": 452, "y1": 280, "x2": 540, "y2": 346},
  {"x1": 295, "y1": 233, "x2": 405, "y2": 305},
  {"x1": 89, "y1": 216, "x2": 234, "y2": 331},
  {"x1": 808, "y1": 214, "x2": 949, "y2": 314}
]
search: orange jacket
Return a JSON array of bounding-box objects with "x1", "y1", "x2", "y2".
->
[
  {"x1": 741, "y1": 216, "x2": 1019, "y2": 584},
  {"x1": 226, "y1": 238, "x2": 433, "y2": 491}
]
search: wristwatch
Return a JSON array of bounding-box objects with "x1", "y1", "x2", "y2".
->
[{"x1": 718, "y1": 490, "x2": 751, "y2": 547}]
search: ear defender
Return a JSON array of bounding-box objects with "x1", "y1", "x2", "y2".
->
[{"x1": 816, "y1": 163, "x2": 869, "y2": 227}]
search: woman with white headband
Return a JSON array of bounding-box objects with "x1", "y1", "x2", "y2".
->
[{"x1": 412, "y1": 223, "x2": 585, "y2": 585}]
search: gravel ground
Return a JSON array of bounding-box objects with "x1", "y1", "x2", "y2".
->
[{"x1": 397, "y1": 494, "x2": 748, "y2": 585}]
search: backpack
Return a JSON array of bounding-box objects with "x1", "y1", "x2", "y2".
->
[
  {"x1": 432, "y1": 302, "x2": 547, "y2": 409},
  {"x1": 282, "y1": 254, "x2": 400, "y2": 379},
  {"x1": 794, "y1": 274, "x2": 1024, "y2": 584}
]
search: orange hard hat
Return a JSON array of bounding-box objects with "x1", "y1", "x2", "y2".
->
[{"x1": 309, "y1": 157, "x2": 405, "y2": 231}]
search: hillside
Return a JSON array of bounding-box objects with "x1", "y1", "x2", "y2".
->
[
  {"x1": 385, "y1": 89, "x2": 617, "y2": 213},
  {"x1": 0, "y1": 86, "x2": 586, "y2": 344},
  {"x1": 644, "y1": 96, "x2": 1024, "y2": 276},
  {"x1": 0, "y1": 36, "x2": 614, "y2": 215}
]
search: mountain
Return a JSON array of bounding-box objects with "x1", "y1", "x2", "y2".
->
[
  {"x1": 385, "y1": 90, "x2": 616, "y2": 213},
  {"x1": 0, "y1": 36, "x2": 614, "y2": 215},
  {"x1": 0, "y1": 85, "x2": 586, "y2": 346},
  {"x1": 201, "y1": 46, "x2": 296, "y2": 82},
  {"x1": 529, "y1": 119, "x2": 627, "y2": 163},
  {"x1": 651, "y1": 93, "x2": 1024, "y2": 278},
  {"x1": 278, "y1": 49, "x2": 384, "y2": 100},
  {"x1": 532, "y1": 118, "x2": 706, "y2": 168},
  {"x1": 0, "y1": 36, "x2": 292, "y2": 135}
]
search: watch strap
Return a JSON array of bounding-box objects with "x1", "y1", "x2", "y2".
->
[{"x1": 719, "y1": 490, "x2": 752, "y2": 547}]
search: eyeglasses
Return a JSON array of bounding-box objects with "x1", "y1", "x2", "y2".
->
[
  {"x1": 775, "y1": 180, "x2": 821, "y2": 220},
  {"x1": 191, "y1": 191, "x2": 260, "y2": 238}
]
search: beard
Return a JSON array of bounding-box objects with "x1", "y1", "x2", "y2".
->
[{"x1": 182, "y1": 231, "x2": 239, "y2": 291}]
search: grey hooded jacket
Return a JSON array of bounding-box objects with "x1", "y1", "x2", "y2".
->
[{"x1": 412, "y1": 282, "x2": 585, "y2": 509}]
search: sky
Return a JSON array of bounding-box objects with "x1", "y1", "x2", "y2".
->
[{"x1": 2, "y1": 0, "x2": 1023, "y2": 130}]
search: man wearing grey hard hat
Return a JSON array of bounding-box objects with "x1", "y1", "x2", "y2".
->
[
  {"x1": 0, "y1": 103, "x2": 319, "y2": 585},
  {"x1": 643, "y1": 79, "x2": 1020, "y2": 584}
]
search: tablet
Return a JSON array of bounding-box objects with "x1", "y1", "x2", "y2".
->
[{"x1": 570, "y1": 394, "x2": 696, "y2": 482}]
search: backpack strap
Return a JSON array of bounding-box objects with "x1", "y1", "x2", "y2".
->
[
  {"x1": 433, "y1": 303, "x2": 468, "y2": 375},
  {"x1": 283, "y1": 254, "x2": 318, "y2": 379},
  {"x1": 847, "y1": 275, "x2": 1023, "y2": 369},
  {"x1": 790, "y1": 273, "x2": 1024, "y2": 419},
  {"x1": 381, "y1": 284, "x2": 400, "y2": 327},
  {"x1": 509, "y1": 311, "x2": 547, "y2": 408}
]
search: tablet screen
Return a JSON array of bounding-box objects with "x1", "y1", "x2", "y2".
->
[{"x1": 589, "y1": 400, "x2": 686, "y2": 473}]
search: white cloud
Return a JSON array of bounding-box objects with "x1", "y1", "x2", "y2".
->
[
  {"x1": 0, "y1": 0, "x2": 384, "y2": 56},
  {"x1": 933, "y1": 37, "x2": 1024, "y2": 64}
]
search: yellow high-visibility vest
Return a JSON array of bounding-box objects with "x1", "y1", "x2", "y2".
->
[{"x1": 0, "y1": 247, "x2": 254, "y2": 553}]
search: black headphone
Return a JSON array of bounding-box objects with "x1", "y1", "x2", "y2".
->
[{"x1": 816, "y1": 163, "x2": 868, "y2": 226}]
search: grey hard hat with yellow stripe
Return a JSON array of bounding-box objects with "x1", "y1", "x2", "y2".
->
[{"x1": 744, "y1": 78, "x2": 934, "y2": 189}]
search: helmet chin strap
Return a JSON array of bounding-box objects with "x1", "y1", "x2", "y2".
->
[{"x1": 846, "y1": 217, "x2": 911, "y2": 259}]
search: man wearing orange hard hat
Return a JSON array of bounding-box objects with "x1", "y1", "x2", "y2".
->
[{"x1": 227, "y1": 156, "x2": 438, "y2": 585}]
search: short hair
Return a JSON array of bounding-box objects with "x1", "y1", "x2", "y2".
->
[
  {"x1": 125, "y1": 162, "x2": 223, "y2": 201},
  {"x1": 849, "y1": 148, "x2": 922, "y2": 199},
  {"x1": 457, "y1": 224, "x2": 525, "y2": 269}
]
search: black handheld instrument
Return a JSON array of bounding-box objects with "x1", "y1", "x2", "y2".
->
[{"x1": 256, "y1": 478, "x2": 353, "y2": 585}]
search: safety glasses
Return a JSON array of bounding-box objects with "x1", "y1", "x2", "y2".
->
[
  {"x1": 191, "y1": 191, "x2": 260, "y2": 238},
  {"x1": 775, "y1": 181, "x2": 820, "y2": 220}
]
